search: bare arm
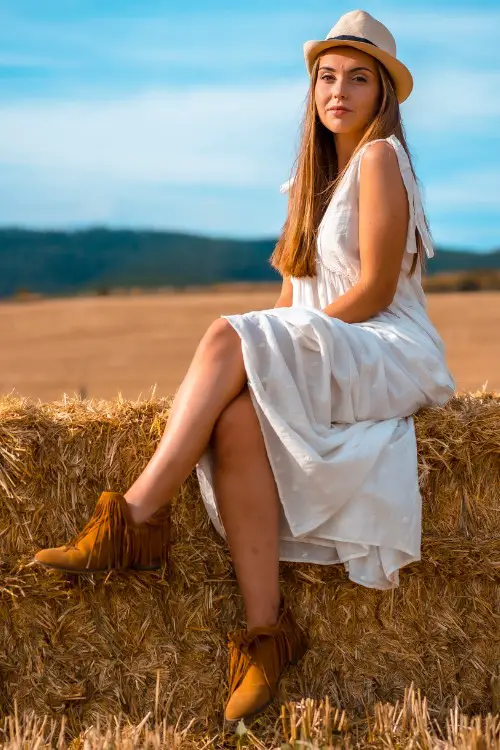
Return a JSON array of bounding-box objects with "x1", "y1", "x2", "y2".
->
[
  {"x1": 321, "y1": 141, "x2": 409, "y2": 323},
  {"x1": 273, "y1": 276, "x2": 293, "y2": 308}
]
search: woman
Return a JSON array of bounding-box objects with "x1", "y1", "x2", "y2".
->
[{"x1": 34, "y1": 9, "x2": 455, "y2": 722}]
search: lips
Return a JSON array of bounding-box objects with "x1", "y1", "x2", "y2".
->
[{"x1": 328, "y1": 107, "x2": 351, "y2": 112}]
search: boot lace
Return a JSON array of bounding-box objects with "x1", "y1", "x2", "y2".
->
[{"x1": 227, "y1": 607, "x2": 305, "y2": 694}]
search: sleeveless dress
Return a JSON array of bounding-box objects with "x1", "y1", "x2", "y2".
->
[{"x1": 195, "y1": 134, "x2": 456, "y2": 590}]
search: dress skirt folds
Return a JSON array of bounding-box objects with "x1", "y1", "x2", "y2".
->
[{"x1": 195, "y1": 134, "x2": 455, "y2": 590}]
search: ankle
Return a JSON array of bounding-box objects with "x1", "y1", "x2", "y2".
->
[
  {"x1": 123, "y1": 495, "x2": 167, "y2": 525},
  {"x1": 245, "y1": 596, "x2": 282, "y2": 630},
  {"x1": 125, "y1": 502, "x2": 149, "y2": 525},
  {"x1": 246, "y1": 617, "x2": 278, "y2": 630}
]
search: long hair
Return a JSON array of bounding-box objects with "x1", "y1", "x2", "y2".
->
[{"x1": 269, "y1": 54, "x2": 432, "y2": 279}]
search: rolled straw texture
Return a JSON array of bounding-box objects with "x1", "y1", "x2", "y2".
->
[{"x1": 0, "y1": 392, "x2": 499, "y2": 734}]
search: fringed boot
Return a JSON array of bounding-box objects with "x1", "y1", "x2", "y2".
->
[
  {"x1": 33, "y1": 491, "x2": 171, "y2": 573},
  {"x1": 224, "y1": 596, "x2": 307, "y2": 722}
]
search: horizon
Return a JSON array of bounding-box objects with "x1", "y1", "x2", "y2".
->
[{"x1": 1, "y1": 225, "x2": 499, "y2": 256}]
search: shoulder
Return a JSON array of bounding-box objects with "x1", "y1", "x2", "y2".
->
[
  {"x1": 359, "y1": 139, "x2": 400, "y2": 175},
  {"x1": 358, "y1": 139, "x2": 406, "y2": 198}
]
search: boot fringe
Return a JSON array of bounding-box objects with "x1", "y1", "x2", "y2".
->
[
  {"x1": 227, "y1": 602, "x2": 307, "y2": 694},
  {"x1": 66, "y1": 493, "x2": 170, "y2": 570}
]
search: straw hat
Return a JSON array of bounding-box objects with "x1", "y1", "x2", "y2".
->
[{"x1": 303, "y1": 9, "x2": 413, "y2": 103}]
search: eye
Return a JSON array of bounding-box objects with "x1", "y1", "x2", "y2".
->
[{"x1": 320, "y1": 74, "x2": 367, "y2": 83}]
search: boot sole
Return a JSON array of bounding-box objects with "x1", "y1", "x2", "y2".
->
[
  {"x1": 224, "y1": 696, "x2": 274, "y2": 724},
  {"x1": 33, "y1": 559, "x2": 164, "y2": 574}
]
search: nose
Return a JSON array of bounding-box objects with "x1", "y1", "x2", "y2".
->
[
  {"x1": 330, "y1": 74, "x2": 349, "y2": 101},
  {"x1": 330, "y1": 74, "x2": 349, "y2": 99}
]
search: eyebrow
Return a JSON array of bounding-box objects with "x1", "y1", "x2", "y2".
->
[{"x1": 319, "y1": 66, "x2": 373, "y2": 74}]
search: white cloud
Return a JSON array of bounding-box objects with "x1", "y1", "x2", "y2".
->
[
  {"x1": 1, "y1": 62, "x2": 497, "y2": 198},
  {"x1": 0, "y1": 82, "x2": 306, "y2": 187},
  {"x1": 0, "y1": 168, "x2": 287, "y2": 236},
  {"x1": 404, "y1": 70, "x2": 500, "y2": 134}
]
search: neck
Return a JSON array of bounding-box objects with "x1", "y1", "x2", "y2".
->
[{"x1": 334, "y1": 130, "x2": 365, "y2": 172}]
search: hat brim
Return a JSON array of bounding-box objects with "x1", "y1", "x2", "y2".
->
[{"x1": 303, "y1": 39, "x2": 413, "y2": 104}]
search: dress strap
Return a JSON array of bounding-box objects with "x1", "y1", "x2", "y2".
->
[
  {"x1": 280, "y1": 177, "x2": 295, "y2": 194},
  {"x1": 386, "y1": 135, "x2": 434, "y2": 259},
  {"x1": 357, "y1": 135, "x2": 434, "y2": 259}
]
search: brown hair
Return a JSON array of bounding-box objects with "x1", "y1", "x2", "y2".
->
[{"x1": 269, "y1": 54, "x2": 433, "y2": 280}]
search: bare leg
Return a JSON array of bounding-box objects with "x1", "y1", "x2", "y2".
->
[
  {"x1": 125, "y1": 319, "x2": 247, "y2": 524},
  {"x1": 125, "y1": 317, "x2": 281, "y2": 630},
  {"x1": 211, "y1": 386, "x2": 281, "y2": 629}
]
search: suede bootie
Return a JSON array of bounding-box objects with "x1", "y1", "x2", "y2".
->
[
  {"x1": 33, "y1": 491, "x2": 171, "y2": 573},
  {"x1": 224, "y1": 597, "x2": 307, "y2": 722}
]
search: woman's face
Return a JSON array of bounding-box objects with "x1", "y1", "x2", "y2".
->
[{"x1": 314, "y1": 47, "x2": 381, "y2": 135}]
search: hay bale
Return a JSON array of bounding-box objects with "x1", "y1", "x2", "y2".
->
[{"x1": 0, "y1": 392, "x2": 499, "y2": 733}]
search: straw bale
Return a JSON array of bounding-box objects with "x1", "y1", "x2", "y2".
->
[{"x1": 0, "y1": 392, "x2": 499, "y2": 734}]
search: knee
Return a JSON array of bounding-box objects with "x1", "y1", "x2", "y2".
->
[{"x1": 202, "y1": 318, "x2": 239, "y2": 356}]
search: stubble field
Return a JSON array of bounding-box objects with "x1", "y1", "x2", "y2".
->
[{"x1": 0, "y1": 287, "x2": 498, "y2": 402}]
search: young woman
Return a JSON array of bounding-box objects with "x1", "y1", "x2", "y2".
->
[{"x1": 34, "y1": 9, "x2": 455, "y2": 723}]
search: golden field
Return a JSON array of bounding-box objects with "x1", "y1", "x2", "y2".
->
[{"x1": 0, "y1": 287, "x2": 498, "y2": 402}]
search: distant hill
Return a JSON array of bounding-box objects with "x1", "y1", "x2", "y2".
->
[{"x1": 0, "y1": 228, "x2": 499, "y2": 298}]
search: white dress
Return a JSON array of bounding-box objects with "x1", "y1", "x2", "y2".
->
[{"x1": 195, "y1": 134, "x2": 456, "y2": 590}]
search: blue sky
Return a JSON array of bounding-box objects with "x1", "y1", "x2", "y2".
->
[{"x1": 0, "y1": 1, "x2": 499, "y2": 251}]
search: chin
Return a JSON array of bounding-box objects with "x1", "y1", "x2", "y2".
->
[{"x1": 324, "y1": 122, "x2": 356, "y2": 134}]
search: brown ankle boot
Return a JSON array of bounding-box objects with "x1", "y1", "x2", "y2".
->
[
  {"x1": 33, "y1": 491, "x2": 171, "y2": 573},
  {"x1": 224, "y1": 597, "x2": 307, "y2": 722}
]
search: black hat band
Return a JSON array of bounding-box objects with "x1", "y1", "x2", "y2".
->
[{"x1": 326, "y1": 34, "x2": 378, "y2": 47}]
